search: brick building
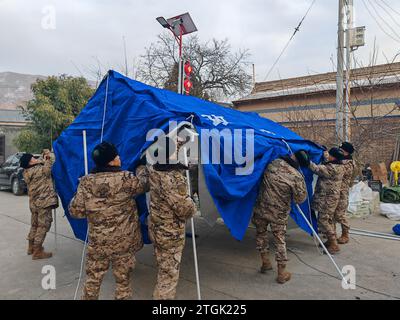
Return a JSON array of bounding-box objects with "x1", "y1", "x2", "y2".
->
[{"x1": 233, "y1": 62, "x2": 400, "y2": 165}]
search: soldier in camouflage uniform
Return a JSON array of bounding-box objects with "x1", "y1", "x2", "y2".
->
[
  {"x1": 69, "y1": 142, "x2": 149, "y2": 300},
  {"x1": 252, "y1": 151, "x2": 308, "y2": 284},
  {"x1": 147, "y1": 137, "x2": 196, "y2": 299},
  {"x1": 309, "y1": 147, "x2": 344, "y2": 254},
  {"x1": 334, "y1": 142, "x2": 355, "y2": 245},
  {"x1": 20, "y1": 150, "x2": 58, "y2": 260}
]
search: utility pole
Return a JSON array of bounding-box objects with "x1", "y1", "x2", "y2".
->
[
  {"x1": 336, "y1": 0, "x2": 345, "y2": 144},
  {"x1": 344, "y1": 0, "x2": 353, "y2": 142}
]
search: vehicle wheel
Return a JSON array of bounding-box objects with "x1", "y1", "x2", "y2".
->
[{"x1": 12, "y1": 179, "x2": 24, "y2": 196}]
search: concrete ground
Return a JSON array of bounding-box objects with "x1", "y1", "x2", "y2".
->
[{"x1": 0, "y1": 189, "x2": 399, "y2": 300}]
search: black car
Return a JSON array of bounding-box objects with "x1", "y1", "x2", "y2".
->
[{"x1": 0, "y1": 153, "x2": 40, "y2": 195}]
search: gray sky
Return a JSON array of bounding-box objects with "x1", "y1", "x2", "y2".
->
[{"x1": 1, "y1": 0, "x2": 400, "y2": 83}]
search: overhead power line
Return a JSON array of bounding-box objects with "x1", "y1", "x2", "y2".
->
[
  {"x1": 380, "y1": 0, "x2": 400, "y2": 17},
  {"x1": 375, "y1": 0, "x2": 400, "y2": 30},
  {"x1": 362, "y1": 0, "x2": 400, "y2": 43},
  {"x1": 263, "y1": 0, "x2": 317, "y2": 81},
  {"x1": 368, "y1": 0, "x2": 400, "y2": 41}
]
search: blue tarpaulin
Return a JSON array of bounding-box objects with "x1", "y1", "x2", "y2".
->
[{"x1": 53, "y1": 70, "x2": 323, "y2": 242}]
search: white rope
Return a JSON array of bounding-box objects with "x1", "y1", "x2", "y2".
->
[
  {"x1": 100, "y1": 74, "x2": 110, "y2": 143},
  {"x1": 73, "y1": 130, "x2": 90, "y2": 300},
  {"x1": 183, "y1": 146, "x2": 202, "y2": 300}
]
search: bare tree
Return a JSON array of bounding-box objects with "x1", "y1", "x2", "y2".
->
[
  {"x1": 347, "y1": 44, "x2": 400, "y2": 155},
  {"x1": 138, "y1": 33, "x2": 252, "y2": 101}
]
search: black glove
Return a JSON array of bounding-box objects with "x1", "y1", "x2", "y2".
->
[{"x1": 295, "y1": 150, "x2": 310, "y2": 168}]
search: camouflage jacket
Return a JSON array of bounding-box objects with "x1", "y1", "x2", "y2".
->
[
  {"x1": 253, "y1": 158, "x2": 307, "y2": 225},
  {"x1": 147, "y1": 165, "x2": 196, "y2": 249},
  {"x1": 310, "y1": 161, "x2": 344, "y2": 211},
  {"x1": 340, "y1": 159, "x2": 356, "y2": 194},
  {"x1": 69, "y1": 166, "x2": 149, "y2": 256},
  {"x1": 23, "y1": 159, "x2": 58, "y2": 210}
]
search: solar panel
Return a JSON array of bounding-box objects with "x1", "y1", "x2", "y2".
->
[{"x1": 167, "y1": 12, "x2": 197, "y2": 37}]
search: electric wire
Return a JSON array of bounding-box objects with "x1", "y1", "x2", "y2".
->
[
  {"x1": 362, "y1": 0, "x2": 400, "y2": 43},
  {"x1": 374, "y1": 0, "x2": 400, "y2": 30},
  {"x1": 367, "y1": 0, "x2": 400, "y2": 41},
  {"x1": 264, "y1": 0, "x2": 317, "y2": 81},
  {"x1": 380, "y1": 0, "x2": 400, "y2": 17},
  {"x1": 288, "y1": 248, "x2": 400, "y2": 300}
]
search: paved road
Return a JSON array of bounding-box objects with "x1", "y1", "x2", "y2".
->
[{"x1": 0, "y1": 190, "x2": 399, "y2": 300}]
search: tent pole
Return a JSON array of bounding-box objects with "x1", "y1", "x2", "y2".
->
[
  {"x1": 350, "y1": 227, "x2": 400, "y2": 239},
  {"x1": 190, "y1": 217, "x2": 201, "y2": 300},
  {"x1": 349, "y1": 230, "x2": 400, "y2": 241},
  {"x1": 183, "y1": 146, "x2": 202, "y2": 300},
  {"x1": 295, "y1": 204, "x2": 347, "y2": 283},
  {"x1": 74, "y1": 130, "x2": 90, "y2": 300},
  {"x1": 53, "y1": 208, "x2": 57, "y2": 251}
]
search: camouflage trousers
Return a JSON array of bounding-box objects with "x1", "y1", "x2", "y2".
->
[
  {"x1": 27, "y1": 207, "x2": 53, "y2": 246},
  {"x1": 334, "y1": 191, "x2": 350, "y2": 232},
  {"x1": 153, "y1": 244, "x2": 184, "y2": 300},
  {"x1": 316, "y1": 199, "x2": 339, "y2": 238},
  {"x1": 252, "y1": 216, "x2": 288, "y2": 263},
  {"x1": 82, "y1": 249, "x2": 135, "y2": 300}
]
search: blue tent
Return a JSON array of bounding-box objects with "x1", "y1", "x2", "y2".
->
[{"x1": 53, "y1": 70, "x2": 323, "y2": 242}]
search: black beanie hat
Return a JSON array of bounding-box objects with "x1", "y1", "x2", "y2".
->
[
  {"x1": 92, "y1": 142, "x2": 118, "y2": 167},
  {"x1": 294, "y1": 150, "x2": 310, "y2": 168},
  {"x1": 328, "y1": 147, "x2": 344, "y2": 161},
  {"x1": 340, "y1": 142, "x2": 355, "y2": 154},
  {"x1": 20, "y1": 153, "x2": 33, "y2": 169}
]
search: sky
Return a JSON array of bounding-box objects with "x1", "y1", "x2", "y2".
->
[{"x1": 1, "y1": 0, "x2": 400, "y2": 83}]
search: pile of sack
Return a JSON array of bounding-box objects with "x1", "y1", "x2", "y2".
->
[{"x1": 347, "y1": 182, "x2": 380, "y2": 218}]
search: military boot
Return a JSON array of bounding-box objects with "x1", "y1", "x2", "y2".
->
[
  {"x1": 32, "y1": 245, "x2": 52, "y2": 260},
  {"x1": 337, "y1": 227, "x2": 350, "y2": 244},
  {"x1": 276, "y1": 264, "x2": 291, "y2": 284},
  {"x1": 27, "y1": 240, "x2": 34, "y2": 255},
  {"x1": 325, "y1": 236, "x2": 340, "y2": 255},
  {"x1": 260, "y1": 252, "x2": 272, "y2": 273}
]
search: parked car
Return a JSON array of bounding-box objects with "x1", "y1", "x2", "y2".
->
[{"x1": 0, "y1": 153, "x2": 40, "y2": 195}]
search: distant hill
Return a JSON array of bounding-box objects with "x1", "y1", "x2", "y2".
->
[
  {"x1": 0, "y1": 71, "x2": 97, "y2": 110},
  {"x1": 0, "y1": 72, "x2": 46, "y2": 110}
]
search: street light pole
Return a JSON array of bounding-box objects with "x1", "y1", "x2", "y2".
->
[
  {"x1": 156, "y1": 13, "x2": 197, "y2": 95},
  {"x1": 177, "y1": 25, "x2": 183, "y2": 94}
]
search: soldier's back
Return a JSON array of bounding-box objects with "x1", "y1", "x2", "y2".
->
[
  {"x1": 147, "y1": 166, "x2": 188, "y2": 222},
  {"x1": 23, "y1": 162, "x2": 58, "y2": 209},
  {"x1": 341, "y1": 159, "x2": 355, "y2": 190},
  {"x1": 313, "y1": 163, "x2": 344, "y2": 211},
  {"x1": 254, "y1": 158, "x2": 302, "y2": 224},
  {"x1": 147, "y1": 165, "x2": 196, "y2": 248},
  {"x1": 80, "y1": 170, "x2": 142, "y2": 254}
]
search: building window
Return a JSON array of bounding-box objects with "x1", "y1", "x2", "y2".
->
[{"x1": 0, "y1": 135, "x2": 5, "y2": 164}]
